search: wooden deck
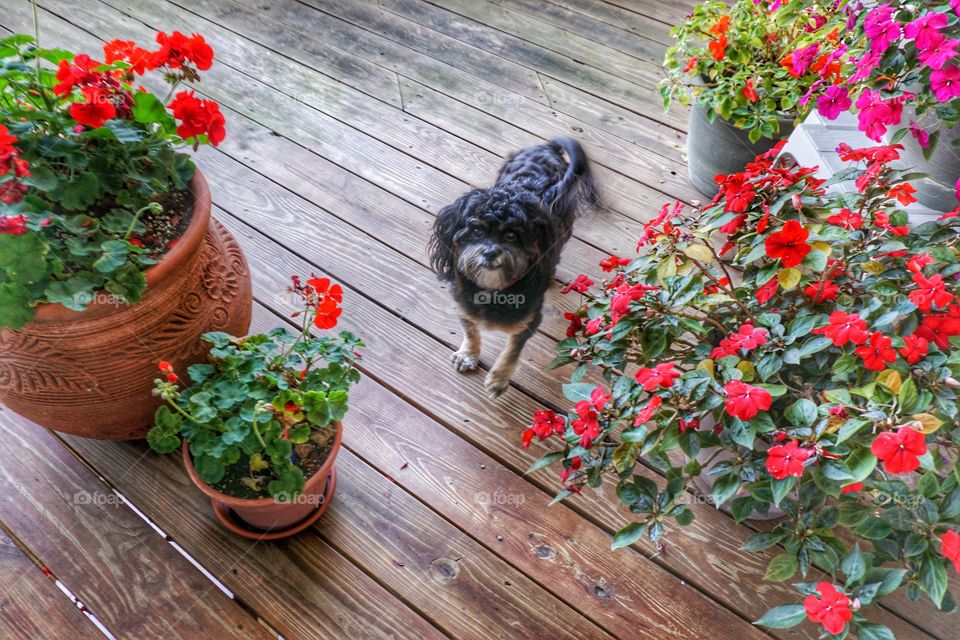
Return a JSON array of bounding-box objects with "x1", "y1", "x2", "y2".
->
[{"x1": 0, "y1": 1, "x2": 951, "y2": 638}]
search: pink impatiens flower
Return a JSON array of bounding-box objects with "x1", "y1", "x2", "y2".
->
[
  {"x1": 931, "y1": 65, "x2": 960, "y2": 102},
  {"x1": 905, "y1": 12, "x2": 949, "y2": 49},
  {"x1": 856, "y1": 88, "x2": 901, "y2": 141},
  {"x1": 910, "y1": 122, "x2": 930, "y2": 148},
  {"x1": 918, "y1": 35, "x2": 960, "y2": 70},
  {"x1": 864, "y1": 5, "x2": 901, "y2": 54},
  {"x1": 816, "y1": 85, "x2": 851, "y2": 120}
]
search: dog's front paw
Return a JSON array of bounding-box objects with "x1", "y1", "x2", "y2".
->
[
  {"x1": 484, "y1": 370, "x2": 511, "y2": 399},
  {"x1": 451, "y1": 349, "x2": 479, "y2": 373}
]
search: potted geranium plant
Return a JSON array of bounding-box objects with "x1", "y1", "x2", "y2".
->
[
  {"x1": 828, "y1": 1, "x2": 960, "y2": 212},
  {"x1": 147, "y1": 276, "x2": 362, "y2": 539},
  {"x1": 0, "y1": 26, "x2": 251, "y2": 439},
  {"x1": 660, "y1": 0, "x2": 846, "y2": 195},
  {"x1": 526, "y1": 144, "x2": 960, "y2": 638}
]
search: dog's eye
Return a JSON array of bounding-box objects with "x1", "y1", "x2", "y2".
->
[
  {"x1": 470, "y1": 227, "x2": 483, "y2": 237},
  {"x1": 503, "y1": 230, "x2": 517, "y2": 241}
]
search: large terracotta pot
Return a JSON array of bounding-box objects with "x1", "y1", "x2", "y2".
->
[
  {"x1": 687, "y1": 102, "x2": 796, "y2": 197},
  {"x1": 183, "y1": 421, "x2": 342, "y2": 540},
  {"x1": 0, "y1": 170, "x2": 252, "y2": 440}
]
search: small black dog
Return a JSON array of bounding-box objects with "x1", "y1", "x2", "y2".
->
[{"x1": 428, "y1": 138, "x2": 598, "y2": 398}]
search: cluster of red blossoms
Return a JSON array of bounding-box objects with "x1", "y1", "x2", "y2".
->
[
  {"x1": 0, "y1": 124, "x2": 29, "y2": 212},
  {"x1": 291, "y1": 275, "x2": 343, "y2": 330},
  {"x1": 54, "y1": 33, "x2": 223, "y2": 145},
  {"x1": 157, "y1": 360, "x2": 179, "y2": 383}
]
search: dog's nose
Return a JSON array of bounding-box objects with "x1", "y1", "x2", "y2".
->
[{"x1": 483, "y1": 247, "x2": 502, "y2": 261}]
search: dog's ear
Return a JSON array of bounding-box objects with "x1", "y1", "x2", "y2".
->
[{"x1": 429, "y1": 191, "x2": 477, "y2": 281}]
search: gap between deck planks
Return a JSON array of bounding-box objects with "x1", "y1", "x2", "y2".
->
[
  {"x1": 0, "y1": 411, "x2": 273, "y2": 640},
  {"x1": 0, "y1": 527, "x2": 103, "y2": 640}
]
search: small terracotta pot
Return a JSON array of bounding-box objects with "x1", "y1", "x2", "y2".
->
[
  {"x1": 0, "y1": 170, "x2": 252, "y2": 439},
  {"x1": 183, "y1": 421, "x2": 342, "y2": 538}
]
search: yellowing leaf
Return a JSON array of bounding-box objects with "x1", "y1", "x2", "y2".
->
[
  {"x1": 697, "y1": 359, "x2": 716, "y2": 377},
  {"x1": 657, "y1": 257, "x2": 677, "y2": 283},
  {"x1": 249, "y1": 452, "x2": 269, "y2": 473},
  {"x1": 737, "y1": 360, "x2": 756, "y2": 381},
  {"x1": 825, "y1": 415, "x2": 845, "y2": 434},
  {"x1": 777, "y1": 267, "x2": 802, "y2": 291},
  {"x1": 810, "y1": 241, "x2": 832, "y2": 256},
  {"x1": 912, "y1": 413, "x2": 944, "y2": 434},
  {"x1": 862, "y1": 261, "x2": 886, "y2": 275},
  {"x1": 684, "y1": 244, "x2": 715, "y2": 263},
  {"x1": 876, "y1": 369, "x2": 902, "y2": 394}
]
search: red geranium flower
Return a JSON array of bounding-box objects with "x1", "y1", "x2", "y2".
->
[
  {"x1": 151, "y1": 31, "x2": 215, "y2": 70},
  {"x1": 812, "y1": 311, "x2": 869, "y2": 346},
  {"x1": 167, "y1": 90, "x2": 226, "y2": 146},
  {"x1": 69, "y1": 86, "x2": 117, "y2": 128},
  {"x1": 855, "y1": 332, "x2": 897, "y2": 371},
  {"x1": 942, "y1": 530, "x2": 960, "y2": 572},
  {"x1": 562, "y1": 274, "x2": 593, "y2": 294},
  {"x1": 900, "y1": 335, "x2": 929, "y2": 364},
  {"x1": 723, "y1": 380, "x2": 772, "y2": 420},
  {"x1": 103, "y1": 39, "x2": 152, "y2": 75},
  {"x1": 53, "y1": 54, "x2": 101, "y2": 95},
  {"x1": 871, "y1": 425, "x2": 927, "y2": 474},
  {"x1": 765, "y1": 439, "x2": 813, "y2": 480},
  {"x1": 0, "y1": 214, "x2": 28, "y2": 234},
  {"x1": 765, "y1": 220, "x2": 811, "y2": 267},
  {"x1": 634, "y1": 362, "x2": 679, "y2": 391},
  {"x1": 803, "y1": 582, "x2": 852, "y2": 635},
  {"x1": 306, "y1": 276, "x2": 343, "y2": 329}
]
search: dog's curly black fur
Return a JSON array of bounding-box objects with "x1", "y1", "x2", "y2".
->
[{"x1": 428, "y1": 138, "x2": 598, "y2": 398}]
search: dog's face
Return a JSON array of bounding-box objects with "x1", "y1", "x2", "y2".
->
[{"x1": 430, "y1": 188, "x2": 558, "y2": 291}]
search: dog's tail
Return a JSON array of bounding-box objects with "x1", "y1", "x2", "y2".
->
[{"x1": 544, "y1": 138, "x2": 600, "y2": 219}]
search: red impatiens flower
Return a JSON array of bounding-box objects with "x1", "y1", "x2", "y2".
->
[
  {"x1": 825, "y1": 207, "x2": 864, "y2": 230},
  {"x1": 871, "y1": 425, "x2": 927, "y2": 474},
  {"x1": 803, "y1": 280, "x2": 839, "y2": 303},
  {"x1": 765, "y1": 220, "x2": 811, "y2": 267},
  {"x1": 803, "y1": 582, "x2": 852, "y2": 635},
  {"x1": 724, "y1": 380, "x2": 772, "y2": 420},
  {"x1": 756, "y1": 276, "x2": 778, "y2": 304},
  {"x1": 0, "y1": 214, "x2": 28, "y2": 234},
  {"x1": 711, "y1": 324, "x2": 768, "y2": 358},
  {"x1": 907, "y1": 253, "x2": 936, "y2": 274},
  {"x1": 521, "y1": 410, "x2": 566, "y2": 448},
  {"x1": 562, "y1": 274, "x2": 593, "y2": 294},
  {"x1": 900, "y1": 334, "x2": 930, "y2": 364},
  {"x1": 855, "y1": 332, "x2": 897, "y2": 371},
  {"x1": 633, "y1": 395, "x2": 662, "y2": 426},
  {"x1": 584, "y1": 317, "x2": 605, "y2": 336},
  {"x1": 842, "y1": 482, "x2": 864, "y2": 494},
  {"x1": 559, "y1": 456, "x2": 582, "y2": 485},
  {"x1": 634, "y1": 362, "x2": 679, "y2": 391},
  {"x1": 887, "y1": 183, "x2": 918, "y2": 205},
  {"x1": 572, "y1": 408, "x2": 601, "y2": 448},
  {"x1": 708, "y1": 34, "x2": 727, "y2": 61},
  {"x1": 910, "y1": 273, "x2": 954, "y2": 313},
  {"x1": 742, "y1": 78, "x2": 759, "y2": 103},
  {"x1": 942, "y1": 530, "x2": 960, "y2": 572},
  {"x1": 563, "y1": 312, "x2": 583, "y2": 337},
  {"x1": 168, "y1": 90, "x2": 226, "y2": 146},
  {"x1": 69, "y1": 86, "x2": 117, "y2": 129},
  {"x1": 765, "y1": 439, "x2": 813, "y2": 480},
  {"x1": 812, "y1": 311, "x2": 869, "y2": 346},
  {"x1": 599, "y1": 255, "x2": 631, "y2": 272}
]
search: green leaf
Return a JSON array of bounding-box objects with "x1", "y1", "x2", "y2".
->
[
  {"x1": 754, "y1": 604, "x2": 806, "y2": 628},
  {"x1": 771, "y1": 475, "x2": 796, "y2": 506},
  {"x1": 742, "y1": 532, "x2": 785, "y2": 552},
  {"x1": 611, "y1": 522, "x2": 646, "y2": 550},
  {"x1": 841, "y1": 544, "x2": 866, "y2": 583},
  {"x1": 899, "y1": 377, "x2": 919, "y2": 413},
  {"x1": 858, "y1": 623, "x2": 896, "y2": 640},
  {"x1": 846, "y1": 448, "x2": 878, "y2": 484},
  {"x1": 132, "y1": 91, "x2": 175, "y2": 132},
  {"x1": 785, "y1": 399, "x2": 817, "y2": 427},
  {"x1": 526, "y1": 451, "x2": 563, "y2": 474},
  {"x1": 764, "y1": 553, "x2": 798, "y2": 582},
  {"x1": 93, "y1": 239, "x2": 132, "y2": 273},
  {"x1": 54, "y1": 171, "x2": 100, "y2": 210},
  {"x1": 711, "y1": 473, "x2": 740, "y2": 507},
  {"x1": 193, "y1": 454, "x2": 226, "y2": 485},
  {"x1": 920, "y1": 553, "x2": 948, "y2": 607},
  {"x1": 863, "y1": 567, "x2": 906, "y2": 596},
  {"x1": 562, "y1": 383, "x2": 598, "y2": 403}
]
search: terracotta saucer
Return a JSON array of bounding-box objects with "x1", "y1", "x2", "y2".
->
[{"x1": 211, "y1": 468, "x2": 337, "y2": 541}]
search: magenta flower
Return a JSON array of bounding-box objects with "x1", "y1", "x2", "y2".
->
[
  {"x1": 850, "y1": 51, "x2": 882, "y2": 83},
  {"x1": 910, "y1": 122, "x2": 930, "y2": 148},
  {"x1": 953, "y1": 0, "x2": 960, "y2": 16},
  {"x1": 905, "y1": 13, "x2": 948, "y2": 49},
  {"x1": 792, "y1": 43, "x2": 820, "y2": 75},
  {"x1": 855, "y1": 88, "x2": 900, "y2": 141},
  {"x1": 817, "y1": 85, "x2": 852, "y2": 120},
  {"x1": 864, "y1": 5, "x2": 901, "y2": 54},
  {"x1": 930, "y1": 65, "x2": 960, "y2": 102},
  {"x1": 918, "y1": 35, "x2": 960, "y2": 70}
]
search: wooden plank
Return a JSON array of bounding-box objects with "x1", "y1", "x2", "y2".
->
[
  {"x1": 378, "y1": 0, "x2": 674, "y2": 121},
  {"x1": 597, "y1": 0, "x2": 693, "y2": 28},
  {"x1": 117, "y1": 0, "x2": 697, "y2": 206},
  {"x1": 0, "y1": 412, "x2": 270, "y2": 640},
  {"x1": 45, "y1": 430, "x2": 448, "y2": 640},
  {"x1": 492, "y1": 0, "x2": 672, "y2": 52},
  {"x1": 416, "y1": 0, "x2": 662, "y2": 85},
  {"x1": 0, "y1": 530, "x2": 102, "y2": 640}
]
